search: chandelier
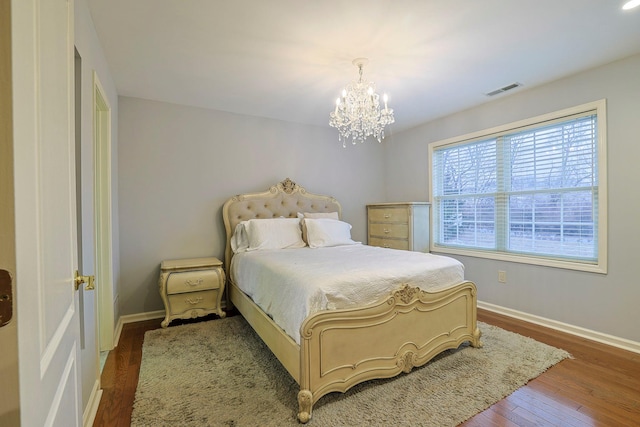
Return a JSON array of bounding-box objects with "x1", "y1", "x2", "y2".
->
[{"x1": 329, "y1": 58, "x2": 395, "y2": 147}]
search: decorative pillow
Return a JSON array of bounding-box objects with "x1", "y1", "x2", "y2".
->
[
  {"x1": 230, "y1": 221, "x2": 250, "y2": 253},
  {"x1": 304, "y1": 218, "x2": 360, "y2": 248},
  {"x1": 297, "y1": 211, "x2": 340, "y2": 243},
  {"x1": 246, "y1": 218, "x2": 306, "y2": 251},
  {"x1": 297, "y1": 211, "x2": 340, "y2": 220}
]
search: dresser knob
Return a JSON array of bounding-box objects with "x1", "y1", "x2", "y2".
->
[
  {"x1": 384, "y1": 214, "x2": 390, "y2": 219},
  {"x1": 384, "y1": 229, "x2": 390, "y2": 234}
]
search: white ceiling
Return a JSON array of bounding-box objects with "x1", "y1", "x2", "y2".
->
[{"x1": 87, "y1": 0, "x2": 640, "y2": 132}]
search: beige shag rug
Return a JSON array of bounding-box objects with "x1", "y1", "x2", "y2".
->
[{"x1": 131, "y1": 316, "x2": 569, "y2": 427}]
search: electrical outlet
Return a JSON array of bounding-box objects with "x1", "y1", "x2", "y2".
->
[{"x1": 498, "y1": 270, "x2": 507, "y2": 283}]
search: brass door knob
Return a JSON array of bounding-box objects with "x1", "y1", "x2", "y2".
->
[{"x1": 74, "y1": 270, "x2": 96, "y2": 291}]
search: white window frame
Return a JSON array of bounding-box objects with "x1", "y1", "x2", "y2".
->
[{"x1": 428, "y1": 100, "x2": 607, "y2": 273}]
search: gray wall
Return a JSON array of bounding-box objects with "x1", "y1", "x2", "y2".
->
[
  {"x1": 117, "y1": 97, "x2": 387, "y2": 316},
  {"x1": 386, "y1": 53, "x2": 640, "y2": 342}
]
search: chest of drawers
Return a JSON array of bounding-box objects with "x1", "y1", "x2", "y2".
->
[
  {"x1": 367, "y1": 202, "x2": 430, "y2": 252},
  {"x1": 159, "y1": 257, "x2": 226, "y2": 327}
]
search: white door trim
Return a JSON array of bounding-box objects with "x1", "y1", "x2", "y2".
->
[{"x1": 93, "y1": 70, "x2": 115, "y2": 352}]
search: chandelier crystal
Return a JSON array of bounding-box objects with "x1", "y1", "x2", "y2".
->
[{"x1": 329, "y1": 58, "x2": 395, "y2": 148}]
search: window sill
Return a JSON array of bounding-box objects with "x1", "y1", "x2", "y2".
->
[{"x1": 431, "y1": 245, "x2": 607, "y2": 274}]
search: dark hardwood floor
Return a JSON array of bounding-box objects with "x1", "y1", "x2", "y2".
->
[{"x1": 93, "y1": 309, "x2": 640, "y2": 426}]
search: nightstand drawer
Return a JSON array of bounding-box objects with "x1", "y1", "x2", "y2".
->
[
  {"x1": 368, "y1": 207, "x2": 408, "y2": 223},
  {"x1": 369, "y1": 237, "x2": 410, "y2": 250},
  {"x1": 166, "y1": 269, "x2": 222, "y2": 295},
  {"x1": 167, "y1": 289, "x2": 219, "y2": 314},
  {"x1": 369, "y1": 223, "x2": 409, "y2": 239}
]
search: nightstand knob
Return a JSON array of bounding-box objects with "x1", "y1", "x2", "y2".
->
[
  {"x1": 186, "y1": 296, "x2": 203, "y2": 305},
  {"x1": 185, "y1": 278, "x2": 203, "y2": 287}
]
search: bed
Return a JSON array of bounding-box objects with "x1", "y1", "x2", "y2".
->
[{"x1": 222, "y1": 178, "x2": 482, "y2": 423}]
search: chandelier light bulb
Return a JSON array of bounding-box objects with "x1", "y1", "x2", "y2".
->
[
  {"x1": 329, "y1": 58, "x2": 395, "y2": 147},
  {"x1": 623, "y1": 0, "x2": 640, "y2": 10}
]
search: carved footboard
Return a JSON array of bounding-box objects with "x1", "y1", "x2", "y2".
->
[{"x1": 296, "y1": 281, "x2": 482, "y2": 423}]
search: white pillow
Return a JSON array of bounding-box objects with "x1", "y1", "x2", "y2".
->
[
  {"x1": 297, "y1": 211, "x2": 340, "y2": 244},
  {"x1": 304, "y1": 218, "x2": 360, "y2": 248},
  {"x1": 230, "y1": 221, "x2": 249, "y2": 253},
  {"x1": 246, "y1": 218, "x2": 306, "y2": 251}
]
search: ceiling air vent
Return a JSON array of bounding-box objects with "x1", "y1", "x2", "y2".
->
[{"x1": 485, "y1": 82, "x2": 523, "y2": 97}]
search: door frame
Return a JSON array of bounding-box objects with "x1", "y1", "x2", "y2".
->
[
  {"x1": 93, "y1": 71, "x2": 115, "y2": 352},
  {"x1": 0, "y1": 0, "x2": 20, "y2": 424}
]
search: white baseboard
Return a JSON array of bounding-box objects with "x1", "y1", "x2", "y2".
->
[
  {"x1": 113, "y1": 310, "x2": 164, "y2": 347},
  {"x1": 478, "y1": 300, "x2": 640, "y2": 354},
  {"x1": 83, "y1": 379, "x2": 102, "y2": 427}
]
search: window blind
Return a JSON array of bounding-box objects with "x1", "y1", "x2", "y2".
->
[{"x1": 432, "y1": 111, "x2": 599, "y2": 264}]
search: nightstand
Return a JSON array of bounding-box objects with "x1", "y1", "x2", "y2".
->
[{"x1": 159, "y1": 257, "x2": 226, "y2": 328}]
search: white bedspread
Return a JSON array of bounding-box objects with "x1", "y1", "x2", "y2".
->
[{"x1": 230, "y1": 245, "x2": 465, "y2": 344}]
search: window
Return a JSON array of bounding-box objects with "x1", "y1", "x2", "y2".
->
[{"x1": 429, "y1": 100, "x2": 607, "y2": 273}]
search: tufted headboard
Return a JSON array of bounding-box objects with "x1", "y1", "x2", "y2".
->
[{"x1": 222, "y1": 178, "x2": 342, "y2": 272}]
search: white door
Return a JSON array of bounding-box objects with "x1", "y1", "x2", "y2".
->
[{"x1": 12, "y1": 0, "x2": 83, "y2": 426}]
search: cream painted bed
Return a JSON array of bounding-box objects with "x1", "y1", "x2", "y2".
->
[{"x1": 222, "y1": 178, "x2": 482, "y2": 423}]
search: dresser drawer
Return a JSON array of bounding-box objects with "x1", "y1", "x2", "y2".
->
[
  {"x1": 368, "y1": 207, "x2": 408, "y2": 223},
  {"x1": 369, "y1": 223, "x2": 409, "y2": 239},
  {"x1": 369, "y1": 237, "x2": 410, "y2": 250},
  {"x1": 167, "y1": 289, "x2": 219, "y2": 315},
  {"x1": 166, "y1": 269, "x2": 223, "y2": 295}
]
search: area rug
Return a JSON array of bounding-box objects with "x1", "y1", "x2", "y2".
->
[{"x1": 131, "y1": 316, "x2": 570, "y2": 427}]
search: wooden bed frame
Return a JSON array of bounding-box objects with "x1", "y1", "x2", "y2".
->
[{"x1": 222, "y1": 178, "x2": 482, "y2": 423}]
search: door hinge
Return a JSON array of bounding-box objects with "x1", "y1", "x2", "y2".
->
[{"x1": 0, "y1": 269, "x2": 13, "y2": 327}]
